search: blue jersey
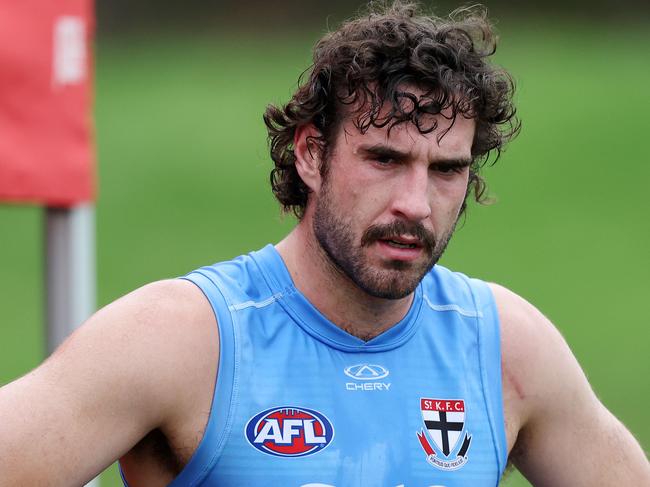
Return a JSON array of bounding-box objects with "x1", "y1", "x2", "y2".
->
[{"x1": 155, "y1": 244, "x2": 506, "y2": 486}]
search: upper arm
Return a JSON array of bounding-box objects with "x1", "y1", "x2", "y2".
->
[
  {"x1": 0, "y1": 279, "x2": 218, "y2": 486},
  {"x1": 491, "y1": 283, "x2": 650, "y2": 486}
]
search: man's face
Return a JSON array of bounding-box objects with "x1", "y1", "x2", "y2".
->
[{"x1": 311, "y1": 107, "x2": 474, "y2": 299}]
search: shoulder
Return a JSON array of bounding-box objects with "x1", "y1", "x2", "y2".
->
[
  {"x1": 44, "y1": 278, "x2": 220, "y2": 435},
  {"x1": 106, "y1": 278, "x2": 214, "y2": 326},
  {"x1": 72, "y1": 278, "x2": 221, "y2": 449},
  {"x1": 486, "y1": 283, "x2": 598, "y2": 453},
  {"x1": 487, "y1": 282, "x2": 578, "y2": 402},
  {"x1": 72, "y1": 278, "x2": 218, "y2": 409},
  {"x1": 81, "y1": 278, "x2": 217, "y2": 368},
  {"x1": 488, "y1": 281, "x2": 564, "y2": 364},
  {"x1": 486, "y1": 286, "x2": 650, "y2": 484},
  {"x1": 487, "y1": 284, "x2": 574, "y2": 408},
  {"x1": 0, "y1": 279, "x2": 219, "y2": 484}
]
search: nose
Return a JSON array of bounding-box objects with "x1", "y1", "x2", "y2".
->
[{"x1": 390, "y1": 165, "x2": 432, "y2": 222}]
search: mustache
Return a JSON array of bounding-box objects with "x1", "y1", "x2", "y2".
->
[{"x1": 360, "y1": 220, "x2": 436, "y2": 253}]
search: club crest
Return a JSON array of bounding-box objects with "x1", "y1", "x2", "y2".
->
[{"x1": 416, "y1": 398, "x2": 472, "y2": 471}]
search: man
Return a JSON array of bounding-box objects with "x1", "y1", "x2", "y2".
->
[{"x1": 1, "y1": 2, "x2": 648, "y2": 486}]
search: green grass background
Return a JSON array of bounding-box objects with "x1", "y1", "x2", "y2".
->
[{"x1": 1, "y1": 21, "x2": 648, "y2": 486}]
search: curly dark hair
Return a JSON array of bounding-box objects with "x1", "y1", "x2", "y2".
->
[{"x1": 264, "y1": 1, "x2": 520, "y2": 219}]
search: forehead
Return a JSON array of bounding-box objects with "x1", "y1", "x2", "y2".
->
[
  {"x1": 336, "y1": 111, "x2": 475, "y2": 160},
  {"x1": 332, "y1": 87, "x2": 475, "y2": 159}
]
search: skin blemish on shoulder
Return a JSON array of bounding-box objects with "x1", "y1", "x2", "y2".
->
[{"x1": 503, "y1": 360, "x2": 526, "y2": 401}]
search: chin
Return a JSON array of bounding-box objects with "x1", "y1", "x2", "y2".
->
[{"x1": 355, "y1": 267, "x2": 427, "y2": 300}]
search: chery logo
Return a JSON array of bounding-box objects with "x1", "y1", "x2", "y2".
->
[
  {"x1": 343, "y1": 364, "x2": 389, "y2": 380},
  {"x1": 344, "y1": 364, "x2": 392, "y2": 391}
]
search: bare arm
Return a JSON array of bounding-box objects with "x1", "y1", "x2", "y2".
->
[
  {"x1": 0, "y1": 279, "x2": 217, "y2": 486},
  {"x1": 491, "y1": 283, "x2": 650, "y2": 486}
]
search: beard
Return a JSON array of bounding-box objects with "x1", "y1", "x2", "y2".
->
[{"x1": 312, "y1": 180, "x2": 457, "y2": 300}]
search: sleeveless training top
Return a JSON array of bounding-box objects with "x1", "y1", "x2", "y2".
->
[{"x1": 130, "y1": 244, "x2": 507, "y2": 486}]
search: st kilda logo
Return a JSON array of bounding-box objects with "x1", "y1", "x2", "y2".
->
[
  {"x1": 245, "y1": 406, "x2": 334, "y2": 457},
  {"x1": 416, "y1": 398, "x2": 472, "y2": 471}
]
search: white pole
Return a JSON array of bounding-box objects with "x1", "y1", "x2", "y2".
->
[{"x1": 45, "y1": 204, "x2": 100, "y2": 487}]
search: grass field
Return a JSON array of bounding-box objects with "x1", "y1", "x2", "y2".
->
[{"x1": 1, "y1": 20, "x2": 648, "y2": 486}]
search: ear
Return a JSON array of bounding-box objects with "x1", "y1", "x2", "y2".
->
[{"x1": 294, "y1": 124, "x2": 323, "y2": 193}]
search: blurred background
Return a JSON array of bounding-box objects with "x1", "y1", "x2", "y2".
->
[{"x1": 1, "y1": 1, "x2": 648, "y2": 485}]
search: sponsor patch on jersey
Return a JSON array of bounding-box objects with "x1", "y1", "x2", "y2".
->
[
  {"x1": 343, "y1": 363, "x2": 392, "y2": 391},
  {"x1": 245, "y1": 406, "x2": 334, "y2": 457},
  {"x1": 416, "y1": 398, "x2": 472, "y2": 471}
]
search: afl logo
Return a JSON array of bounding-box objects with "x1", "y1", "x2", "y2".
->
[
  {"x1": 245, "y1": 406, "x2": 334, "y2": 457},
  {"x1": 344, "y1": 364, "x2": 389, "y2": 380}
]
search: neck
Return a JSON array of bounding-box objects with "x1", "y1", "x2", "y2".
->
[{"x1": 275, "y1": 220, "x2": 414, "y2": 341}]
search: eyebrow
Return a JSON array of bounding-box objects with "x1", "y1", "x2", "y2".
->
[
  {"x1": 359, "y1": 143, "x2": 473, "y2": 167},
  {"x1": 360, "y1": 144, "x2": 408, "y2": 161}
]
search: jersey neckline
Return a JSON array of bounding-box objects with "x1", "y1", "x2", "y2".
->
[{"x1": 250, "y1": 244, "x2": 424, "y2": 353}]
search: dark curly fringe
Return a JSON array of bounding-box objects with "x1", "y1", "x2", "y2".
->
[{"x1": 264, "y1": 1, "x2": 520, "y2": 219}]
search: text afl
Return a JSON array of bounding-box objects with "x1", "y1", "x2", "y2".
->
[{"x1": 245, "y1": 406, "x2": 335, "y2": 457}]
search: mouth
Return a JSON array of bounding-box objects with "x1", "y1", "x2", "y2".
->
[
  {"x1": 374, "y1": 235, "x2": 426, "y2": 262},
  {"x1": 382, "y1": 239, "x2": 420, "y2": 249},
  {"x1": 361, "y1": 222, "x2": 435, "y2": 261}
]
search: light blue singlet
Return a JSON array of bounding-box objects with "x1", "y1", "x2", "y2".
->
[{"x1": 127, "y1": 244, "x2": 507, "y2": 486}]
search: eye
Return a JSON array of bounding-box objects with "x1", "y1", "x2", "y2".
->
[
  {"x1": 375, "y1": 155, "x2": 395, "y2": 166},
  {"x1": 431, "y1": 164, "x2": 464, "y2": 174}
]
